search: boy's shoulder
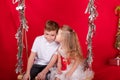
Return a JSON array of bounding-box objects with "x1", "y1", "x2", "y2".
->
[
  {"x1": 33, "y1": 35, "x2": 45, "y2": 43},
  {"x1": 35, "y1": 35, "x2": 44, "y2": 39}
]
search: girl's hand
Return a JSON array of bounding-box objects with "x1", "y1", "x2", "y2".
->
[
  {"x1": 57, "y1": 68, "x2": 62, "y2": 74},
  {"x1": 57, "y1": 60, "x2": 62, "y2": 74},
  {"x1": 65, "y1": 72, "x2": 72, "y2": 79}
]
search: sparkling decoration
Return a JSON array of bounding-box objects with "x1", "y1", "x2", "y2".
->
[
  {"x1": 84, "y1": 0, "x2": 98, "y2": 69},
  {"x1": 13, "y1": 0, "x2": 29, "y2": 74},
  {"x1": 12, "y1": 0, "x2": 19, "y2": 4},
  {"x1": 115, "y1": 6, "x2": 120, "y2": 57}
]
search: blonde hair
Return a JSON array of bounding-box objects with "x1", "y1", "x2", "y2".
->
[{"x1": 60, "y1": 25, "x2": 83, "y2": 61}]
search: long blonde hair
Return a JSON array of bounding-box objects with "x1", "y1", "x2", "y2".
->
[{"x1": 60, "y1": 25, "x2": 83, "y2": 61}]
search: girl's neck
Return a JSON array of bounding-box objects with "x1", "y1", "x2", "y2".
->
[
  {"x1": 61, "y1": 44, "x2": 66, "y2": 50},
  {"x1": 60, "y1": 44, "x2": 68, "y2": 54},
  {"x1": 59, "y1": 45, "x2": 68, "y2": 58}
]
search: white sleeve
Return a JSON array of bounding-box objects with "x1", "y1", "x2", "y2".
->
[
  {"x1": 31, "y1": 37, "x2": 38, "y2": 53},
  {"x1": 54, "y1": 45, "x2": 60, "y2": 54}
]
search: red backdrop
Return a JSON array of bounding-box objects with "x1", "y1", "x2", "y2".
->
[{"x1": 0, "y1": 0, "x2": 120, "y2": 80}]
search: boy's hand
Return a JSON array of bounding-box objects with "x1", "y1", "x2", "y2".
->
[
  {"x1": 36, "y1": 71, "x2": 46, "y2": 80},
  {"x1": 23, "y1": 73, "x2": 30, "y2": 80}
]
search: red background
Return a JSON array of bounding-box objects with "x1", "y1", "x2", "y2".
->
[{"x1": 0, "y1": 0, "x2": 120, "y2": 80}]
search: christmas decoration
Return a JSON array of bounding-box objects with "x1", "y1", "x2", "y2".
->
[
  {"x1": 115, "y1": 6, "x2": 120, "y2": 57},
  {"x1": 13, "y1": 0, "x2": 29, "y2": 74},
  {"x1": 84, "y1": 0, "x2": 98, "y2": 69},
  {"x1": 108, "y1": 6, "x2": 120, "y2": 66}
]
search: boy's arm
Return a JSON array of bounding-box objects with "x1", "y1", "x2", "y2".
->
[
  {"x1": 26, "y1": 52, "x2": 36, "y2": 74},
  {"x1": 23, "y1": 52, "x2": 36, "y2": 80},
  {"x1": 42, "y1": 54, "x2": 57, "y2": 73},
  {"x1": 36, "y1": 54, "x2": 58, "y2": 79}
]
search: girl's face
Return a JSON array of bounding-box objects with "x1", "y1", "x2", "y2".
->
[
  {"x1": 44, "y1": 30, "x2": 57, "y2": 43},
  {"x1": 55, "y1": 29, "x2": 62, "y2": 43}
]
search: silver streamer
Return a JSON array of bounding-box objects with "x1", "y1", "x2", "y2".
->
[
  {"x1": 12, "y1": 0, "x2": 19, "y2": 4},
  {"x1": 14, "y1": 0, "x2": 29, "y2": 74},
  {"x1": 84, "y1": 0, "x2": 98, "y2": 69}
]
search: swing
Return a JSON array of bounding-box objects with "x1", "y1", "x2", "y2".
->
[{"x1": 14, "y1": 0, "x2": 97, "y2": 80}]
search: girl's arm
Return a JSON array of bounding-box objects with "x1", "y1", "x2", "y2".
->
[
  {"x1": 57, "y1": 53, "x2": 62, "y2": 74},
  {"x1": 66, "y1": 57, "x2": 80, "y2": 77}
]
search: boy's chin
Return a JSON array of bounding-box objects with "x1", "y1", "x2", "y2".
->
[
  {"x1": 47, "y1": 40, "x2": 54, "y2": 43},
  {"x1": 55, "y1": 40, "x2": 60, "y2": 43}
]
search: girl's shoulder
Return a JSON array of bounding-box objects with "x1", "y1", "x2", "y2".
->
[{"x1": 58, "y1": 47, "x2": 67, "y2": 58}]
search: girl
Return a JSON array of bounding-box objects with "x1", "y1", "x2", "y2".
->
[{"x1": 50, "y1": 25, "x2": 94, "y2": 80}]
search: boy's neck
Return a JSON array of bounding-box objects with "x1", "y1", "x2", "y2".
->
[{"x1": 47, "y1": 40, "x2": 54, "y2": 43}]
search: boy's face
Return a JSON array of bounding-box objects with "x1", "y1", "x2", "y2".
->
[{"x1": 44, "y1": 30, "x2": 57, "y2": 42}]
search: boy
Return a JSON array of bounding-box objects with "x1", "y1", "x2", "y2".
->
[{"x1": 23, "y1": 20, "x2": 59, "y2": 80}]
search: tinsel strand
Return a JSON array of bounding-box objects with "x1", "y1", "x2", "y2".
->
[
  {"x1": 84, "y1": 0, "x2": 98, "y2": 69},
  {"x1": 14, "y1": 0, "x2": 29, "y2": 74}
]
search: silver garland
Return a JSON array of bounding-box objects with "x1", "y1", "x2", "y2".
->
[
  {"x1": 13, "y1": 0, "x2": 29, "y2": 74},
  {"x1": 84, "y1": 0, "x2": 98, "y2": 69}
]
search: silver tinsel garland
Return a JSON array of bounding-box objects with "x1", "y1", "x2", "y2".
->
[
  {"x1": 84, "y1": 0, "x2": 98, "y2": 69},
  {"x1": 13, "y1": 0, "x2": 29, "y2": 74}
]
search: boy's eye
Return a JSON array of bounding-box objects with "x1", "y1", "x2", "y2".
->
[
  {"x1": 51, "y1": 35, "x2": 55, "y2": 36},
  {"x1": 46, "y1": 33, "x2": 49, "y2": 35}
]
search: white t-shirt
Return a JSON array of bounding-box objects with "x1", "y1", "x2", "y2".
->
[{"x1": 31, "y1": 35, "x2": 59, "y2": 65}]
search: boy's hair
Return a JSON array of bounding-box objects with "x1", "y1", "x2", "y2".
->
[{"x1": 45, "y1": 20, "x2": 59, "y2": 32}]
